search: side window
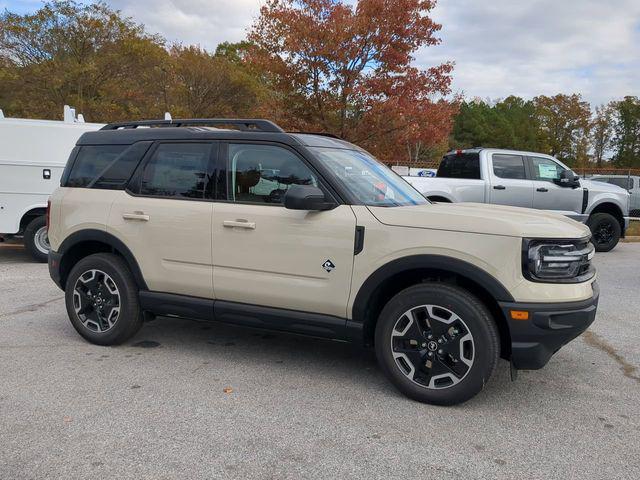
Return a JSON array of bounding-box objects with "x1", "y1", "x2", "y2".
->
[
  {"x1": 531, "y1": 157, "x2": 565, "y2": 182},
  {"x1": 140, "y1": 143, "x2": 214, "y2": 199},
  {"x1": 66, "y1": 145, "x2": 127, "y2": 187},
  {"x1": 227, "y1": 143, "x2": 318, "y2": 204},
  {"x1": 492, "y1": 154, "x2": 526, "y2": 179},
  {"x1": 437, "y1": 153, "x2": 481, "y2": 179},
  {"x1": 607, "y1": 178, "x2": 632, "y2": 190}
]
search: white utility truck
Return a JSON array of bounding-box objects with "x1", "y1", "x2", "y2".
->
[{"x1": 0, "y1": 106, "x2": 103, "y2": 261}]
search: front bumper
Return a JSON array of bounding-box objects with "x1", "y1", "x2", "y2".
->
[
  {"x1": 499, "y1": 282, "x2": 599, "y2": 370},
  {"x1": 48, "y1": 249, "x2": 64, "y2": 290}
]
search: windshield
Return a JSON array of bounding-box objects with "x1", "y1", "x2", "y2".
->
[{"x1": 309, "y1": 147, "x2": 428, "y2": 207}]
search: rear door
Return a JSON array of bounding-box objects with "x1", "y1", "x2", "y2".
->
[
  {"x1": 108, "y1": 141, "x2": 216, "y2": 299},
  {"x1": 528, "y1": 156, "x2": 582, "y2": 216},
  {"x1": 211, "y1": 142, "x2": 356, "y2": 318},
  {"x1": 487, "y1": 153, "x2": 533, "y2": 208}
]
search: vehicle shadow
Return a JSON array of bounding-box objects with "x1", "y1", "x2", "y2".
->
[
  {"x1": 121, "y1": 314, "x2": 515, "y2": 406},
  {"x1": 0, "y1": 244, "x2": 35, "y2": 264}
]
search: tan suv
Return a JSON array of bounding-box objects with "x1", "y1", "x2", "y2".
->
[{"x1": 48, "y1": 119, "x2": 599, "y2": 405}]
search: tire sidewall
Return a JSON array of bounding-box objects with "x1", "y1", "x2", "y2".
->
[
  {"x1": 375, "y1": 284, "x2": 499, "y2": 406},
  {"x1": 65, "y1": 253, "x2": 140, "y2": 345}
]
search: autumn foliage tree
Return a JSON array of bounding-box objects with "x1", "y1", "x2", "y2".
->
[{"x1": 248, "y1": 0, "x2": 457, "y2": 162}]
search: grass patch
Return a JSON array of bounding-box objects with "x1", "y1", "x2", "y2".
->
[{"x1": 627, "y1": 220, "x2": 640, "y2": 236}]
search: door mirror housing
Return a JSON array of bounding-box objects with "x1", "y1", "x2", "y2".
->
[
  {"x1": 284, "y1": 185, "x2": 337, "y2": 211},
  {"x1": 554, "y1": 170, "x2": 580, "y2": 188}
]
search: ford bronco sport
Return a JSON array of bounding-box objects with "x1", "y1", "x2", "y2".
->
[{"x1": 48, "y1": 119, "x2": 599, "y2": 405}]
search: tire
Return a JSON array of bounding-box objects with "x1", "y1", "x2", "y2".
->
[
  {"x1": 65, "y1": 253, "x2": 143, "y2": 345},
  {"x1": 375, "y1": 283, "x2": 500, "y2": 406},
  {"x1": 587, "y1": 213, "x2": 621, "y2": 252},
  {"x1": 23, "y1": 216, "x2": 49, "y2": 263}
]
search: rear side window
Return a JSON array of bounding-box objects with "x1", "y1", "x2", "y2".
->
[
  {"x1": 437, "y1": 153, "x2": 481, "y2": 179},
  {"x1": 140, "y1": 143, "x2": 214, "y2": 199},
  {"x1": 66, "y1": 145, "x2": 127, "y2": 187},
  {"x1": 492, "y1": 154, "x2": 526, "y2": 179}
]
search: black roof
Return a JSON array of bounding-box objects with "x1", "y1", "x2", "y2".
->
[{"x1": 78, "y1": 118, "x2": 359, "y2": 150}]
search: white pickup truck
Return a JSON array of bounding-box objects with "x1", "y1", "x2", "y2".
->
[{"x1": 404, "y1": 148, "x2": 630, "y2": 252}]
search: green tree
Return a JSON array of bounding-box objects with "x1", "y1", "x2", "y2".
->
[
  {"x1": 591, "y1": 103, "x2": 615, "y2": 166},
  {"x1": 533, "y1": 94, "x2": 591, "y2": 166},
  {"x1": 611, "y1": 96, "x2": 640, "y2": 168}
]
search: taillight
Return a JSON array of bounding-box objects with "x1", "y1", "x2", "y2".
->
[{"x1": 46, "y1": 200, "x2": 51, "y2": 229}]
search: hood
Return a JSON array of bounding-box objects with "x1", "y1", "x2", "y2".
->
[
  {"x1": 368, "y1": 203, "x2": 590, "y2": 239},
  {"x1": 581, "y1": 179, "x2": 630, "y2": 196}
]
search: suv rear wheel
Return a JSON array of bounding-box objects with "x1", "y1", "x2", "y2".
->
[
  {"x1": 587, "y1": 213, "x2": 621, "y2": 252},
  {"x1": 375, "y1": 283, "x2": 499, "y2": 406},
  {"x1": 65, "y1": 253, "x2": 143, "y2": 345}
]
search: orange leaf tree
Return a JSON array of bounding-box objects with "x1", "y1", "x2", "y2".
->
[{"x1": 248, "y1": 0, "x2": 457, "y2": 163}]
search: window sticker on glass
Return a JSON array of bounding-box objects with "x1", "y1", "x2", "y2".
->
[{"x1": 538, "y1": 163, "x2": 558, "y2": 179}]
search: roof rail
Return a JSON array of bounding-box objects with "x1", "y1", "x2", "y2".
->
[
  {"x1": 289, "y1": 131, "x2": 341, "y2": 139},
  {"x1": 100, "y1": 118, "x2": 284, "y2": 133}
]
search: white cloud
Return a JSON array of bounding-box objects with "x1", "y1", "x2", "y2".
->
[
  {"x1": 417, "y1": 0, "x2": 640, "y2": 105},
  {"x1": 108, "y1": 0, "x2": 264, "y2": 49}
]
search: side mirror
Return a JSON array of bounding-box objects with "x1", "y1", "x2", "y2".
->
[
  {"x1": 554, "y1": 170, "x2": 580, "y2": 188},
  {"x1": 284, "y1": 184, "x2": 336, "y2": 211}
]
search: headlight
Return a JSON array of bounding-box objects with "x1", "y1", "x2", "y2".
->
[{"x1": 523, "y1": 238, "x2": 595, "y2": 283}]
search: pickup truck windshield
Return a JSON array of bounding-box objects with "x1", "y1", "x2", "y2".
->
[{"x1": 310, "y1": 147, "x2": 427, "y2": 207}]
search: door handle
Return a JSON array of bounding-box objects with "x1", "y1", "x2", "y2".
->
[
  {"x1": 223, "y1": 220, "x2": 256, "y2": 229},
  {"x1": 493, "y1": 185, "x2": 506, "y2": 190},
  {"x1": 123, "y1": 212, "x2": 149, "y2": 221},
  {"x1": 536, "y1": 187, "x2": 549, "y2": 192}
]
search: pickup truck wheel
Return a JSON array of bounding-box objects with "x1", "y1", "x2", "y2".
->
[
  {"x1": 65, "y1": 253, "x2": 143, "y2": 346},
  {"x1": 23, "y1": 216, "x2": 49, "y2": 262},
  {"x1": 375, "y1": 283, "x2": 499, "y2": 406},
  {"x1": 587, "y1": 213, "x2": 621, "y2": 252}
]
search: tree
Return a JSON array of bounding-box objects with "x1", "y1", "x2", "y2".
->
[
  {"x1": 533, "y1": 94, "x2": 591, "y2": 166},
  {"x1": 0, "y1": 0, "x2": 168, "y2": 121},
  {"x1": 248, "y1": 0, "x2": 456, "y2": 162},
  {"x1": 451, "y1": 96, "x2": 540, "y2": 152},
  {"x1": 611, "y1": 96, "x2": 640, "y2": 168},
  {"x1": 591, "y1": 103, "x2": 615, "y2": 166},
  {"x1": 165, "y1": 45, "x2": 268, "y2": 118}
]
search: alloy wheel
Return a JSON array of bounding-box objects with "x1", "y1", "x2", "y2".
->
[
  {"x1": 390, "y1": 305, "x2": 475, "y2": 389},
  {"x1": 73, "y1": 269, "x2": 121, "y2": 333}
]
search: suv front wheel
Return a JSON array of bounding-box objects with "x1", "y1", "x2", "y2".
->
[
  {"x1": 65, "y1": 253, "x2": 143, "y2": 345},
  {"x1": 375, "y1": 283, "x2": 499, "y2": 406}
]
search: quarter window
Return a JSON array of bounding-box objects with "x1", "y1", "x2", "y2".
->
[
  {"x1": 227, "y1": 144, "x2": 318, "y2": 204},
  {"x1": 66, "y1": 145, "x2": 127, "y2": 188},
  {"x1": 531, "y1": 157, "x2": 565, "y2": 182},
  {"x1": 492, "y1": 154, "x2": 526, "y2": 179},
  {"x1": 140, "y1": 143, "x2": 214, "y2": 199}
]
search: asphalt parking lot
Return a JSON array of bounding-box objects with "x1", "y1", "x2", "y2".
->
[{"x1": 1, "y1": 243, "x2": 639, "y2": 480}]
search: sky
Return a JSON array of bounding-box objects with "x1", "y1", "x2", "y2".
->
[{"x1": 2, "y1": 0, "x2": 639, "y2": 106}]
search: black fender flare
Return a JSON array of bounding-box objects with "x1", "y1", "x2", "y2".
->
[
  {"x1": 351, "y1": 254, "x2": 514, "y2": 324},
  {"x1": 57, "y1": 229, "x2": 147, "y2": 290}
]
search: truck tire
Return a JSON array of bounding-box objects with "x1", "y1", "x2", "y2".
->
[
  {"x1": 23, "y1": 216, "x2": 49, "y2": 263},
  {"x1": 65, "y1": 253, "x2": 143, "y2": 346},
  {"x1": 587, "y1": 213, "x2": 621, "y2": 252},
  {"x1": 375, "y1": 283, "x2": 499, "y2": 406}
]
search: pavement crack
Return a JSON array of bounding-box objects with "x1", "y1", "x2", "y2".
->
[
  {"x1": 0, "y1": 296, "x2": 64, "y2": 319},
  {"x1": 583, "y1": 330, "x2": 640, "y2": 383}
]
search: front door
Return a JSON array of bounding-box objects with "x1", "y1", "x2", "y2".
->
[
  {"x1": 212, "y1": 142, "x2": 356, "y2": 318},
  {"x1": 108, "y1": 141, "x2": 216, "y2": 299},
  {"x1": 529, "y1": 156, "x2": 582, "y2": 216},
  {"x1": 487, "y1": 153, "x2": 534, "y2": 208}
]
